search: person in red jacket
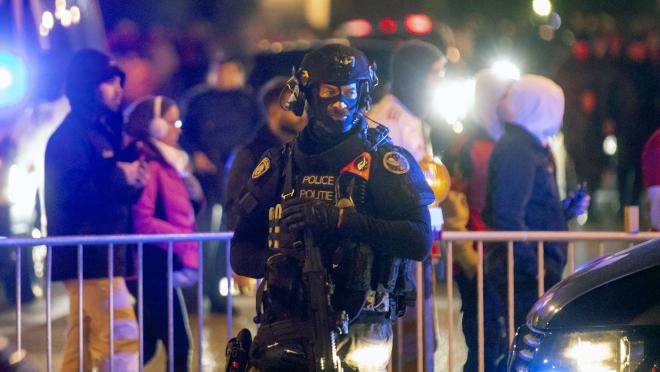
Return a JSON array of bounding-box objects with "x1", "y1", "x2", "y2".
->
[
  {"x1": 642, "y1": 129, "x2": 660, "y2": 231},
  {"x1": 125, "y1": 95, "x2": 205, "y2": 370}
]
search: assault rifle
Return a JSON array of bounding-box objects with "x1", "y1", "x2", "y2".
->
[{"x1": 302, "y1": 229, "x2": 347, "y2": 372}]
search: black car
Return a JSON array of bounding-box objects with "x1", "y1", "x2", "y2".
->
[{"x1": 508, "y1": 239, "x2": 660, "y2": 372}]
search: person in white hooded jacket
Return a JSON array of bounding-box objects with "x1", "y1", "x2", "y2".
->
[{"x1": 483, "y1": 75, "x2": 590, "y2": 349}]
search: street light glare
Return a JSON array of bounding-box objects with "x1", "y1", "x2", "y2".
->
[
  {"x1": 491, "y1": 60, "x2": 521, "y2": 80},
  {"x1": 0, "y1": 67, "x2": 12, "y2": 90},
  {"x1": 533, "y1": 0, "x2": 552, "y2": 16},
  {"x1": 431, "y1": 78, "x2": 475, "y2": 125}
]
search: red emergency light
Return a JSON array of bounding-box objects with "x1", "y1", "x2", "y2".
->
[
  {"x1": 345, "y1": 18, "x2": 372, "y2": 37},
  {"x1": 405, "y1": 14, "x2": 433, "y2": 35},
  {"x1": 379, "y1": 17, "x2": 398, "y2": 34}
]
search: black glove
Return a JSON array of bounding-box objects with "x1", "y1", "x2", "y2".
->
[{"x1": 281, "y1": 198, "x2": 339, "y2": 233}]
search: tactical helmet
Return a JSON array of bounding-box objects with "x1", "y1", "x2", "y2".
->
[
  {"x1": 283, "y1": 43, "x2": 378, "y2": 117},
  {"x1": 299, "y1": 44, "x2": 375, "y2": 87}
]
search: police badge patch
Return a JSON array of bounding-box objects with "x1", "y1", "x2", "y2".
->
[
  {"x1": 251, "y1": 157, "x2": 271, "y2": 179},
  {"x1": 383, "y1": 151, "x2": 410, "y2": 174}
]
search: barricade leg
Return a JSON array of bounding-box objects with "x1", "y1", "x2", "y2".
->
[
  {"x1": 536, "y1": 241, "x2": 545, "y2": 297},
  {"x1": 506, "y1": 241, "x2": 514, "y2": 346},
  {"x1": 167, "y1": 242, "x2": 174, "y2": 372},
  {"x1": 477, "y1": 241, "x2": 484, "y2": 372},
  {"x1": 46, "y1": 245, "x2": 53, "y2": 372},
  {"x1": 198, "y1": 240, "x2": 204, "y2": 372},
  {"x1": 227, "y1": 240, "x2": 233, "y2": 340},
  {"x1": 137, "y1": 243, "x2": 144, "y2": 372},
  {"x1": 446, "y1": 241, "x2": 454, "y2": 372}
]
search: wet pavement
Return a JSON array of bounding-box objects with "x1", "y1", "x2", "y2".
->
[{"x1": 1, "y1": 285, "x2": 257, "y2": 372}]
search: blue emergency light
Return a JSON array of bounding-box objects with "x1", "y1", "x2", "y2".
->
[{"x1": 0, "y1": 52, "x2": 29, "y2": 108}]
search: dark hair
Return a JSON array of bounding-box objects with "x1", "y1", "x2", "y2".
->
[
  {"x1": 259, "y1": 76, "x2": 289, "y2": 110},
  {"x1": 124, "y1": 95, "x2": 177, "y2": 140}
]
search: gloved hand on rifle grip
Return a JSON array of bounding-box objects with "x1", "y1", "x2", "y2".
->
[{"x1": 281, "y1": 198, "x2": 340, "y2": 233}]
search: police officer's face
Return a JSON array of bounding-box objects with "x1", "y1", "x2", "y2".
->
[
  {"x1": 97, "y1": 76, "x2": 124, "y2": 112},
  {"x1": 315, "y1": 82, "x2": 359, "y2": 135}
]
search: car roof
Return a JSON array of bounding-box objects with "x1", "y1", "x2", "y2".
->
[{"x1": 527, "y1": 238, "x2": 660, "y2": 330}]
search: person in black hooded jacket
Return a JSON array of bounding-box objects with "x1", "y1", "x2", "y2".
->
[{"x1": 44, "y1": 49, "x2": 148, "y2": 371}]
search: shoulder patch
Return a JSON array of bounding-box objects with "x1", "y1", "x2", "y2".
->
[
  {"x1": 251, "y1": 156, "x2": 271, "y2": 179},
  {"x1": 383, "y1": 151, "x2": 410, "y2": 174},
  {"x1": 341, "y1": 152, "x2": 372, "y2": 180}
]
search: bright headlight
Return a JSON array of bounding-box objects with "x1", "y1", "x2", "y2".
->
[
  {"x1": 509, "y1": 326, "x2": 651, "y2": 372},
  {"x1": 563, "y1": 338, "x2": 616, "y2": 371}
]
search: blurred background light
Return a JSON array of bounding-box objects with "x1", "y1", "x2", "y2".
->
[
  {"x1": 61, "y1": 9, "x2": 72, "y2": 27},
  {"x1": 54, "y1": 0, "x2": 66, "y2": 19},
  {"x1": 0, "y1": 67, "x2": 12, "y2": 91},
  {"x1": 70, "y1": 6, "x2": 81, "y2": 24},
  {"x1": 431, "y1": 78, "x2": 475, "y2": 125},
  {"x1": 446, "y1": 46, "x2": 461, "y2": 63},
  {"x1": 603, "y1": 135, "x2": 617, "y2": 155},
  {"x1": 0, "y1": 52, "x2": 29, "y2": 108},
  {"x1": 345, "y1": 18, "x2": 372, "y2": 37},
  {"x1": 539, "y1": 25, "x2": 556, "y2": 41},
  {"x1": 39, "y1": 24, "x2": 50, "y2": 37},
  {"x1": 533, "y1": 0, "x2": 553, "y2": 16},
  {"x1": 491, "y1": 59, "x2": 521, "y2": 80},
  {"x1": 42, "y1": 11, "x2": 55, "y2": 30},
  {"x1": 548, "y1": 12, "x2": 562, "y2": 29},
  {"x1": 379, "y1": 17, "x2": 397, "y2": 34},
  {"x1": 404, "y1": 13, "x2": 433, "y2": 35}
]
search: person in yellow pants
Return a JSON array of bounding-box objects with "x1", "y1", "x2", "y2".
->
[
  {"x1": 44, "y1": 49, "x2": 147, "y2": 372},
  {"x1": 61, "y1": 278, "x2": 139, "y2": 371}
]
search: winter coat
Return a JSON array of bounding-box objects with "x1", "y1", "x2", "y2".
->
[
  {"x1": 368, "y1": 94, "x2": 430, "y2": 162},
  {"x1": 132, "y1": 145, "x2": 200, "y2": 270},
  {"x1": 484, "y1": 124, "x2": 568, "y2": 280},
  {"x1": 224, "y1": 124, "x2": 281, "y2": 230},
  {"x1": 45, "y1": 109, "x2": 141, "y2": 280}
]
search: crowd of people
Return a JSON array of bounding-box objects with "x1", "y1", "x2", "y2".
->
[{"x1": 32, "y1": 20, "x2": 657, "y2": 372}]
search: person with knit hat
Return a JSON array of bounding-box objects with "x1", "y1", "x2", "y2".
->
[
  {"x1": 369, "y1": 39, "x2": 446, "y2": 161},
  {"x1": 368, "y1": 39, "x2": 446, "y2": 371},
  {"x1": 125, "y1": 95, "x2": 204, "y2": 371},
  {"x1": 45, "y1": 49, "x2": 147, "y2": 371},
  {"x1": 483, "y1": 75, "x2": 590, "y2": 367}
]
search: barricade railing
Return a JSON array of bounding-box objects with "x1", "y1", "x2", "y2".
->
[
  {"x1": 1, "y1": 230, "x2": 659, "y2": 372},
  {"x1": 0, "y1": 232, "x2": 232, "y2": 372},
  {"x1": 437, "y1": 230, "x2": 660, "y2": 372}
]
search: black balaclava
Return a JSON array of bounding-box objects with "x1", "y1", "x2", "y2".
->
[
  {"x1": 390, "y1": 40, "x2": 445, "y2": 118},
  {"x1": 308, "y1": 81, "x2": 362, "y2": 138}
]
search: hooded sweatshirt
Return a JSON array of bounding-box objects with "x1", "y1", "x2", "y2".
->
[
  {"x1": 472, "y1": 69, "x2": 516, "y2": 141},
  {"x1": 498, "y1": 74, "x2": 565, "y2": 144},
  {"x1": 484, "y1": 74, "x2": 568, "y2": 280}
]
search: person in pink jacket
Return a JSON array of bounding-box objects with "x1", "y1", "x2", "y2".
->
[{"x1": 125, "y1": 95, "x2": 204, "y2": 370}]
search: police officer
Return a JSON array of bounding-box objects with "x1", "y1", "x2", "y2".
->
[{"x1": 230, "y1": 44, "x2": 434, "y2": 371}]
